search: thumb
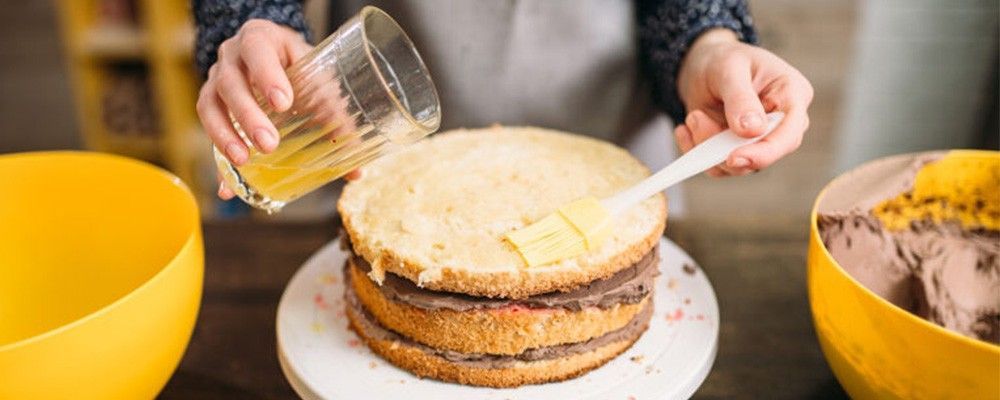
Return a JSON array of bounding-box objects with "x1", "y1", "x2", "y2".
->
[{"x1": 717, "y1": 61, "x2": 767, "y2": 138}]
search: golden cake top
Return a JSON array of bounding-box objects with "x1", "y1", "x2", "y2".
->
[{"x1": 338, "y1": 126, "x2": 666, "y2": 298}]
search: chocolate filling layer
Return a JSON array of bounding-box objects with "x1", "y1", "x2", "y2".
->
[
  {"x1": 347, "y1": 246, "x2": 658, "y2": 311},
  {"x1": 345, "y1": 270, "x2": 653, "y2": 368}
]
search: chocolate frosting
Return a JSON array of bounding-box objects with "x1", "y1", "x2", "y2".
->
[
  {"x1": 348, "y1": 247, "x2": 659, "y2": 311},
  {"x1": 344, "y1": 274, "x2": 653, "y2": 368},
  {"x1": 819, "y1": 212, "x2": 1000, "y2": 344}
]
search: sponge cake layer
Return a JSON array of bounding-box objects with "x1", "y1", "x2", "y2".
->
[
  {"x1": 345, "y1": 279, "x2": 653, "y2": 388},
  {"x1": 348, "y1": 257, "x2": 651, "y2": 355},
  {"x1": 338, "y1": 127, "x2": 667, "y2": 298}
]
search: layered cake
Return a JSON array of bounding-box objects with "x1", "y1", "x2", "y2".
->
[
  {"x1": 817, "y1": 152, "x2": 999, "y2": 344},
  {"x1": 337, "y1": 127, "x2": 667, "y2": 387}
]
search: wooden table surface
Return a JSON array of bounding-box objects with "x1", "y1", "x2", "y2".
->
[{"x1": 158, "y1": 217, "x2": 849, "y2": 399}]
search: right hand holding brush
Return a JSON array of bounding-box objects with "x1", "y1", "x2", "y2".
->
[{"x1": 674, "y1": 28, "x2": 814, "y2": 177}]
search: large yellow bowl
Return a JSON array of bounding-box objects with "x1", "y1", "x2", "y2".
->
[
  {"x1": 0, "y1": 152, "x2": 203, "y2": 399},
  {"x1": 808, "y1": 150, "x2": 1000, "y2": 399}
]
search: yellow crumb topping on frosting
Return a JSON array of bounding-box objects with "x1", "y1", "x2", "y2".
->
[{"x1": 873, "y1": 150, "x2": 1000, "y2": 231}]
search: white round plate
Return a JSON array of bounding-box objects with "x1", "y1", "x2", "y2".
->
[{"x1": 277, "y1": 238, "x2": 719, "y2": 400}]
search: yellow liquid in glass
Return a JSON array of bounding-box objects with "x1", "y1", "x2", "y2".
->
[{"x1": 225, "y1": 111, "x2": 386, "y2": 211}]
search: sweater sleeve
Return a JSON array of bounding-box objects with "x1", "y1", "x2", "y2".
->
[
  {"x1": 636, "y1": 0, "x2": 758, "y2": 122},
  {"x1": 193, "y1": 0, "x2": 312, "y2": 78}
]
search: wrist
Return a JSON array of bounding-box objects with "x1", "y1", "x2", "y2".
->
[{"x1": 689, "y1": 28, "x2": 739, "y2": 52}]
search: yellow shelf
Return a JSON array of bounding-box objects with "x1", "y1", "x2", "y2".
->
[
  {"x1": 171, "y1": 25, "x2": 195, "y2": 58},
  {"x1": 79, "y1": 25, "x2": 147, "y2": 59},
  {"x1": 104, "y1": 133, "x2": 162, "y2": 161},
  {"x1": 57, "y1": 0, "x2": 213, "y2": 216}
]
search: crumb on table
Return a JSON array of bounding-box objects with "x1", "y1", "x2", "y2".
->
[{"x1": 682, "y1": 263, "x2": 697, "y2": 275}]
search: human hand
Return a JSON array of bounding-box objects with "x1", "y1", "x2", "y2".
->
[
  {"x1": 197, "y1": 19, "x2": 312, "y2": 198},
  {"x1": 674, "y1": 29, "x2": 814, "y2": 177}
]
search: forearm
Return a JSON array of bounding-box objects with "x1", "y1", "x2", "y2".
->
[
  {"x1": 636, "y1": 0, "x2": 758, "y2": 122},
  {"x1": 193, "y1": 0, "x2": 311, "y2": 77}
]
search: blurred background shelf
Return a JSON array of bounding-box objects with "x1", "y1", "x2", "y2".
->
[
  {"x1": 79, "y1": 25, "x2": 147, "y2": 58},
  {"x1": 103, "y1": 133, "x2": 161, "y2": 160},
  {"x1": 171, "y1": 25, "x2": 196, "y2": 57},
  {"x1": 56, "y1": 0, "x2": 223, "y2": 217}
]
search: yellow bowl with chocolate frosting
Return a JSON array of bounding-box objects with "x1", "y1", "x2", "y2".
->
[{"x1": 808, "y1": 150, "x2": 999, "y2": 399}]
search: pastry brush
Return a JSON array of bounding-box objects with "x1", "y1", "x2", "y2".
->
[{"x1": 505, "y1": 112, "x2": 785, "y2": 266}]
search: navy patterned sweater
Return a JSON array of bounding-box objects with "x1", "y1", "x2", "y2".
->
[{"x1": 193, "y1": 0, "x2": 757, "y2": 122}]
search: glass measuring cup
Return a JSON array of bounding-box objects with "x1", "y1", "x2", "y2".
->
[{"x1": 214, "y1": 6, "x2": 441, "y2": 212}]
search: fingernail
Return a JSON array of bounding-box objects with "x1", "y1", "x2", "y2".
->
[
  {"x1": 730, "y1": 157, "x2": 751, "y2": 168},
  {"x1": 685, "y1": 114, "x2": 699, "y2": 131},
  {"x1": 226, "y1": 143, "x2": 248, "y2": 164},
  {"x1": 740, "y1": 113, "x2": 764, "y2": 131},
  {"x1": 256, "y1": 129, "x2": 278, "y2": 150},
  {"x1": 269, "y1": 89, "x2": 290, "y2": 110},
  {"x1": 218, "y1": 182, "x2": 227, "y2": 196}
]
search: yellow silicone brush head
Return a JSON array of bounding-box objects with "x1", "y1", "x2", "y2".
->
[{"x1": 505, "y1": 196, "x2": 612, "y2": 266}]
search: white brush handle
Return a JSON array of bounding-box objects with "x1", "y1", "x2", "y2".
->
[{"x1": 602, "y1": 112, "x2": 785, "y2": 215}]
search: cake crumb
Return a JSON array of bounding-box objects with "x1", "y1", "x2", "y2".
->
[
  {"x1": 645, "y1": 365, "x2": 655, "y2": 374},
  {"x1": 665, "y1": 307, "x2": 684, "y2": 322},
  {"x1": 682, "y1": 263, "x2": 697, "y2": 275},
  {"x1": 313, "y1": 293, "x2": 330, "y2": 309},
  {"x1": 684, "y1": 297, "x2": 691, "y2": 305},
  {"x1": 319, "y1": 273, "x2": 338, "y2": 284},
  {"x1": 417, "y1": 268, "x2": 443, "y2": 285},
  {"x1": 630, "y1": 355, "x2": 644, "y2": 363},
  {"x1": 667, "y1": 277, "x2": 677, "y2": 290},
  {"x1": 347, "y1": 339, "x2": 361, "y2": 348},
  {"x1": 367, "y1": 260, "x2": 386, "y2": 284},
  {"x1": 369, "y1": 361, "x2": 377, "y2": 369}
]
